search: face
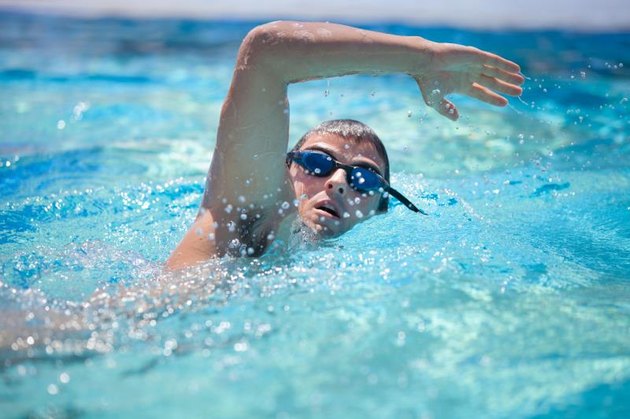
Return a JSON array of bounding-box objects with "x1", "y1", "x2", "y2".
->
[{"x1": 288, "y1": 133, "x2": 386, "y2": 237}]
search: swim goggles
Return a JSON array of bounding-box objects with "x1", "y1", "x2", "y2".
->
[{"x1": 286, "y1": 150, "x2": 426, "y2": 214}]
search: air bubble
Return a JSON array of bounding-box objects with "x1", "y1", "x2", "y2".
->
[{"x1": 355, "y1": 210, "x2": 364, "y2": 218}]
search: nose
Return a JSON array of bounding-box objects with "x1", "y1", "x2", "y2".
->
[{"x1": 325, "y1": 168, "x2": 348, "y2": 195}]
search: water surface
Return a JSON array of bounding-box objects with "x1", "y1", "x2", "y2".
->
[{"x1": 1, "y1": 12, "x2": 629, "y2": 418}]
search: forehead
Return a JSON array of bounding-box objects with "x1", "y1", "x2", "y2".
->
[{"x1": 299, "y1": 133, "x2": 386, "y2": 170}]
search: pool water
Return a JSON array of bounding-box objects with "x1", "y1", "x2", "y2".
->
[{"x1": 1, "y1": 12, "x2": 629, "y2": 418}]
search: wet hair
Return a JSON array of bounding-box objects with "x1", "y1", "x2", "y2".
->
[{"x1": 290, "y1": 119, "x2": 390, "y2": 212}]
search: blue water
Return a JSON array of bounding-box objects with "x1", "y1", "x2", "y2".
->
[{"x1": 1, "y1": 12, "x2": 629, "y2": 418}]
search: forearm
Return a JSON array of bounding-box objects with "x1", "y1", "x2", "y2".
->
[{"x1": 241, "y1": 21, "x2": 435, "y2": 84}]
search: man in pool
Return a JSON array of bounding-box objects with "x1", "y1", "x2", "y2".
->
[{"x1": 167, "y1": 21, "x2": 524, "y2": 269}]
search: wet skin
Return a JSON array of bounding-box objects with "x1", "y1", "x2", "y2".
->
[
  {"x1": 288, "y1": 133, "x2": 386, "y2": 237},
  {"x1": 167, "y1": 21, "x2": 524, "y2": 269}
]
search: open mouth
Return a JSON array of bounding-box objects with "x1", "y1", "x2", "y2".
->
[{"x1": 316, "y1": 204, "x2": 340, "y2": 219}]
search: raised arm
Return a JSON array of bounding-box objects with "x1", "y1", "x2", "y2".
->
[
  {"x1": 167, "y1": 21, "x2": 523, "y2": 268},
  {"x1": 207, "y1": 21, "x2": 522, "y2": 206}
]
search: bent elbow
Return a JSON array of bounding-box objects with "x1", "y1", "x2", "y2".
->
[{"x1": 237, "y1": 23, "x2": 284, "y2": 68}]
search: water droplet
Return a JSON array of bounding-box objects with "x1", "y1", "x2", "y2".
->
[
  {"x1": 56, "y1": 120, "x2": 66, "y2": 130},
  {"x1": 47, "y1": 384, "x2": 59, "y2": 395},
  {"x1": 234, "y1": 342, "x2": 248, "y2": 352}
]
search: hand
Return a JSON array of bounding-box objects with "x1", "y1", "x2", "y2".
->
[{"x1": 413, "y1": 42, "x2": 524, "y2": 121}]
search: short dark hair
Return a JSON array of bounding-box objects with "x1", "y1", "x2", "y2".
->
[{"x1": 290, "y1": 119, "x2": 390, "y2": 212}]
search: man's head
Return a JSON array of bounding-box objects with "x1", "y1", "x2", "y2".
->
[{"x1": 287, "y1": 119, "x2": 390, "y2": 237}]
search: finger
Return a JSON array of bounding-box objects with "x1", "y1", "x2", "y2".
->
[
  {"x1": 419, "y1": 83, "x2": 442, "y2": 108},
  {"x1": 478, "y1": 74, "x2": 523, "y2": 96},
  {"x1": 417, "y1": 78, "x2": 459, "y2": 121},
  {"x1": 435, "y1": 98, "x2": 459, "y2": 121},
  {"x1": 468, "y1": 83, "x2": 508, "y2": 107},
  {"x1": 482, "y1": 65, "x2": 525, "y2": 86},
  {"x1": 479, "y1": 51, "x2": 521, "y2": 74}
]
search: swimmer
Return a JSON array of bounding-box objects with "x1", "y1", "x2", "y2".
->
[{"x1": 167, "y1": 21, "x2": 524, "y2": 269}]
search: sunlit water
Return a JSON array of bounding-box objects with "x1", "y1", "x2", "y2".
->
[{"x1": 1, "y1": 12, "x2": 629, "y2": 418}]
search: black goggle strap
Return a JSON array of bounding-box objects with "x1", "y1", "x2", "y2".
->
[{"x1": 385, "y1": 186, "x2": 428, "y2": 215}]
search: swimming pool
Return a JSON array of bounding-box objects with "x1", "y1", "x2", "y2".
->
[{"x1": 1, "y1": 11, "x2": 629, "y2": 418}]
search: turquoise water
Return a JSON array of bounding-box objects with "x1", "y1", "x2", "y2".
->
[{"x1": 1, "y1": 12, "x2": 629, "y2": 418}]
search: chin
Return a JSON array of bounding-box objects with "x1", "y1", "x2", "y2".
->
[{"x1": 300, "y1": 214, "x2": 346, "y2": 239}]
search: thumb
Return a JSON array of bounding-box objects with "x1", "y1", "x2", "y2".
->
[
  {"x1": 418, "y1": 80, "x2": 459, "y2": 121},
  {"x1": 435, "y1": 98, "x2": 459, "y2": 121}
]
